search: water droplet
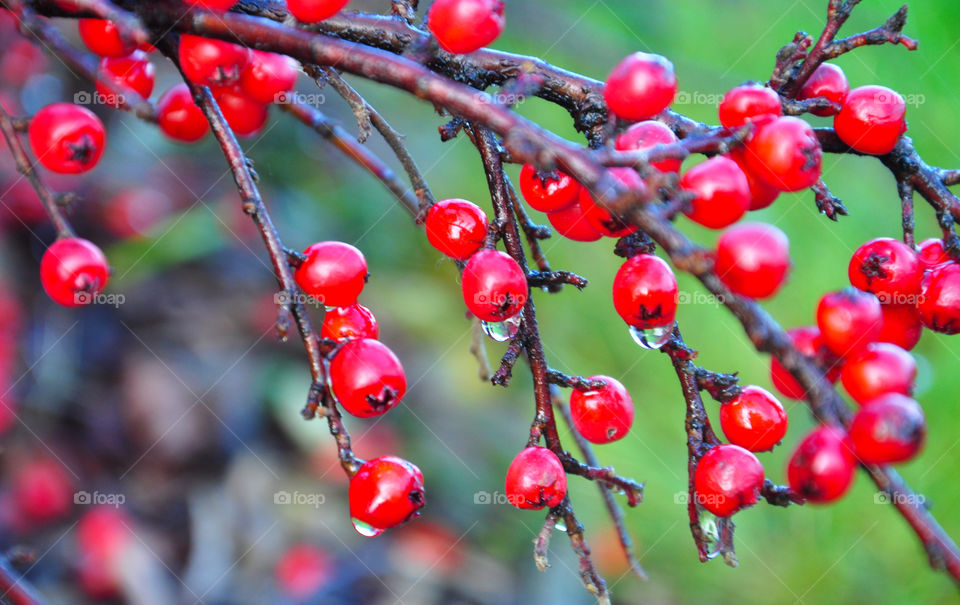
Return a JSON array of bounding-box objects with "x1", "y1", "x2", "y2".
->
[
  {"x1": 698, "y1": 511, "x2": 722, "y2": 560},
  {"x1": 351, "y1": 518, "x2": 385, "y2": 538},
  {"x1": 482, "y1": 314, "x2": 522, "y2": 342},
  {"x1": 629, "y1": 324, "x2": 671, "y2": 350},
  {"x1": 554, "y1": 519, "x2": 567, "y2": 533}
]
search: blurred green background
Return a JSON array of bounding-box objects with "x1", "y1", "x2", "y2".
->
[{"x1": 6, "y1": 0, "x2": 960, "y2": 603}]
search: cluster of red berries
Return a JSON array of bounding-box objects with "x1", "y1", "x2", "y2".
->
[{"x1": 290, "y1": 240, "x2": 424, "y2": 535}]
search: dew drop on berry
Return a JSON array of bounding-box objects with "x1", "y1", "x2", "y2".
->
[
  {"x1": 351, "y1": 517, "x2": 385, "y2": 538},
  {"x1": 698, "y1": 511, "x2": 722, "y2": 559},
  {"x1": 629, "y1": 324, "x2": 672, "y2": 350},
  {"x1": 481, "y1": 315, "x2": 522, "y2": 342}
]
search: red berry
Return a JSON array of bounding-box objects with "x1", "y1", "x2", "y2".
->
[
  {"x1": 719, "y1": 385, "x2": 787, "y2": 452},
  {"x1": 729, "y1": 151, "x2": 780, "y2": 210},
  {"x1": 770, "y1": 326, "x2": 839, "y2": 400},
  {"x1": 461, "y1": 249, "x2": 527, "y2": 322},
  {"x1": 917, "y1": 238, "x2": 952, "y2": 269},
  {"x1": 40, "y1": 237, "x2": 110, "y2": 307},
  {"x1": 178, "y1": 34, "x2": 249, "y2": 87},
  {"x1": 294, "y1": 241, "x2": 367, "y2": 307},
  {"x1": 427, "y1": 0, "x2": 505, "y2": 54},
  {"x1": 718, "y1": 83, "x2": 781, "y2": 129},
  {"x1": 275, "y1": 544, "x2": 332, "y2": 599},
  {"x1": 849, "y1": 237, "x2": 923, "y2": 302},
  {"x1": 156, "y1": 84, "x2": 209, "y2": 142},
  {"x1": 212, "y1": 85, "x2": 268, "y2": 137},
  {"x1": 425, "y1": 198, "x2": 489, "y2": 260},
  {"x1": 518, "y1": 164, "x2": 580, "y2": 212},
  {"x1": 816, "y1": 288, "x2": 882, "y2": 357},
  {"x1": 504, "y1": 446, "x2": 567, "y2": 510},
  {"x1": 76, "y1": 507, "x2": 132, "y2": 599},
  {"x1": 612, "y1": 253, "x2": 678, "y2": 330},
  {"x1": 796, "y1": 63, "x2": 849, "y2": 117},
  {"x1": 743, "y1": 116, "x2": 822, "y2": 192},
  {"x1": 693, "y1": 444, "x2": 764, "y2": 517},
  {"x1": 916, "y1": 262, "x2": 960, "y2": 334},
  {"x1": 840, "y1": 342, "x2": 916, "y2": 405},
  {"x1": 95, "y1": 50, "x2": 155, "y2": 108},
  {"x1": 577, "y1": 169, "x2": 642, "y2": 237},
  {"x1": 714, "y1": 222, "x2": 790, "y2": 299},
  {"x1": 834, "y1": 85, "x2": 907, "y2": 155},
  {"x1": 349, "y1": 456, "x2": 425, "y2": 531},
  {"x1": 546, "y1": 202, "x2": 602, "y2": 242},
  {"x1": 239, "y1": 50, "x2": 299, "y2": 105},
  {"x1": 28, "y1": 103, "x2": 106, "y2": 174},
  {"x1": 188, "y1": 0, "x2": 238, "y2": 10},
  {"x1": 569, "y1": 376, "x2": 635, "y2": 444},
  {"x1": 321, "y1": 304, "x2": 379, "y2": 342},
  {"x1": 13, "y1": 458, "x2": 72, "y2": 522},
  {"x1": 787, "y1": 425, "x2": 857, "y2": 503},
  {"x1": 614, "y1": 121, "x2": 681, "y2": 173},
  {"x1": 287, "y1": 0, "x2": 349, "y2": 22},
  {"x1": 604, "y1": 52, "x2": 677, "y2": 122},
  {"x1": 330, "y1": 338, "x2": 406, "y2": 417},
  {"x1": 78, "y1": 19, "x2": 136, "y2": 57},
  {"x1": 849, "y1": 393, "x2": 926, "y2": 464},
  {"x1": 680, "y1": 156, "x2": 750, "y2": 229},
  {"x1": 878, "y1": 303, "x2": 923, "y2": 351}
]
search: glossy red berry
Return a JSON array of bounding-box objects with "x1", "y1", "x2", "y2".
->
[
  {"x1": 787, "y1": 425, "x2": 857, "y2": 503},
  {"x1": 518, "y1": 164, "x2": 580, "y2": 212},
  {"x1": 546, "y1": 202, "x2": 602, "y2": 242},
  {"x1": 714, "y1": 222, "x2": 790, "y2": 299},
  {"x1": 321, "y1": 304, "x2": 379, "y2": 342},
  {"x1": 427, "y1": 0, "x2": 505, "y2": 54},
  {"x1": 239, "y1": 50, "x2": 299, "y2": 104},
  {"x1": 849, "y1": 393, "x2": 925, "y2": 464},
  {"x1": 719, "y1": 386, "x2": 788, "y2": 452},
  {"x1": 178, "y1": 34, "x2": 249, "y2": 87},
  {"x1": 28, "y1": 103, "x2": 106, "y2": 174},
  {"x1": 917, "y1": 238, "x2": 952, "y2": 268},
  {"x1": 796, "y1": 63, "x2": 849, "y2": 117},
  {"x1": 330, "y1": 338, "x2": 406, "y2": 417},
  {"x1": 13, "y1": 458, "x2": 72, "y2": 522},
  {"x1": 729, "y1": 151, "x2": 780, "y2": 210},
  {"x1": 680, "y1": 156, "x2": 750, "y2": 229},
  {"x1": 878, "y1": 303, "x2": 923, "y2": 351},
  {"x1": 840, "y1": 342, "x2": 916, "y2": 405},
  {"x1": 275, "y1": 544, "x2": 332, "y2": 599},
  {"x1": 425, "y1": 198, "x2": 489, "y2": 260},
  {"x1": 40, "y1": 237, "x2": 110, "y2": 307},
  {"x1": 461, "y1": 249, "x2": 527, "y2": 322},
  {"x1": 604, "y1": 52, "x2": 677, "y2": 122},
  {"x1": 95, "y1": 50, "x2": 155, "y2": 108},
  {"x1": 718, "y1": 83, "x2": 781, "y2": 129},
  {"x1": 212, "y1": 85, "x2": 268, "y2": 137},
  {"x1": 188, "y1": 0, "x2": 238, "y2": 10},
  {"x1": 577, "y1": 168, "x2": 642, "y2": 238},
  {"x1": 816, "y1": 288, "x2": 882, "y2": 357},
  {"x1": 743, "y1": 116, "x2": 822, "y2": 192},
  {"x1": 916, "y1": 262, "x2": 960, "y2": 334},
  {"x1": 569, "y1": 376, "x2": 635, "y2": 444},
  {"x1": 156, "y1": 84, "x2": 209, "y2": 142},
  {"x1": 612, "y1": 254, "x2": 678, "y2": 330},
  {"x1": 849, "y1": 237, "x2": 923, "y2": 302},
  {"x1": 294, "y1": 241, "x2": 368, "y2": 307},
  {"x1": 693, "y1": 444, "x2": 764, "y2": 517},
  {"x1": 349, "y1": 456, "x2": 424, "y2": 532},
  {"x1": 834, "y1": 85, "x2": 907, "y2": 155},
  {"x1": 78, "y1": 19, "x2": 136, "y2": 58},
  {"x1": 614, "y1": 121, "x2": 682, "y2": 173},
  {"x1": 504, "y1": 446, "x2": 567, "y2": 510},
  {"x1": 770, "y1": 326, "x2": 839, "y2": 400},
  {"x1": 287, "y1": 0, "x2": 349, "y2": 22}
]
